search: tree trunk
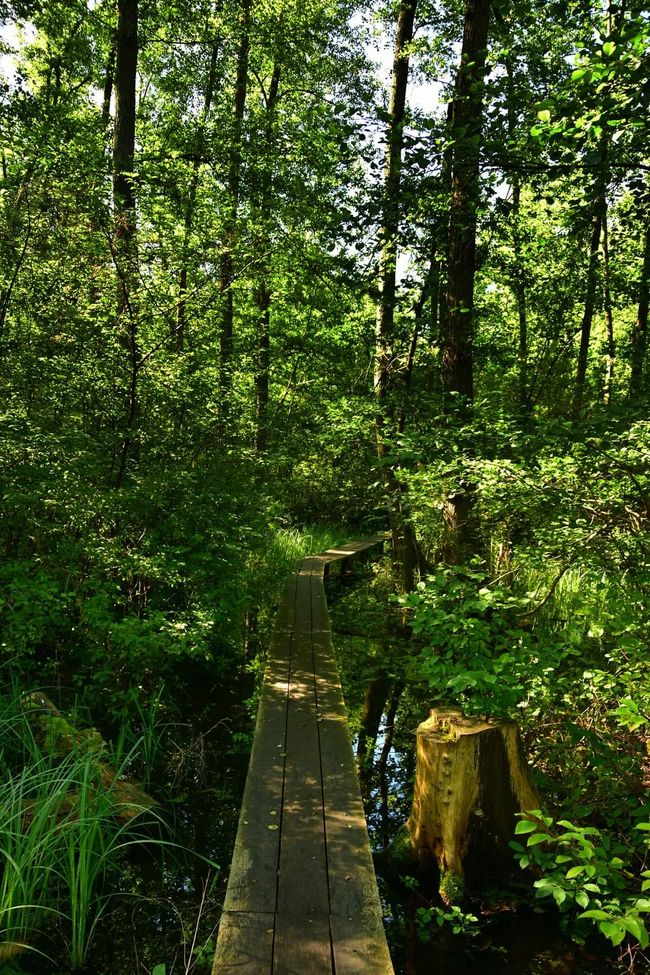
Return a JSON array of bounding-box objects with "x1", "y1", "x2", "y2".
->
[
  {"x1": 407, "y1": 707, "x2": 539, "y2": 903},
  {"x1": 442, "y1": 0, "x2": 491, "y2": 404},
  {"x1": 177, "y1": 42, "x2": 220, "y2": 352},
  {"x1": 505, "y1": 56, "x2": 529, "y2": 412},
  {"x1": 218, "y1": 0, "x2": 250, "y2": 432},
  {"x1": 113, "y1": 0, "x2": 137, "y2": 249},
  {"x1": 374, "y1": 0, "x2": 420, "y2": 593},
  {"x1": 112, "y1": 0, "x2": 139, "y2": 488},
  {"x1": 101, "y1": 40, "x2": 116, "y2": 129},
  {"x1": 440, "y1": 0, "x2": 490, "y2": 562},
  {"x1": 255, "y1": 281, "x2": 271, "y2": 452},
  {"x1": 254, "y1": 63, "x2": 281, "y2": 454},
  {"x1": 602, "y1": 208, "x2": 615, "y2": 405},
  {"x1": 630, "y1": 221, "x2": 650, "y2": 399},
  {"x1": 573, "y1": 201, "x2": 604, "y2": 414}
]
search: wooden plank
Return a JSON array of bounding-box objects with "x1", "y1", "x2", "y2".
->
[
  {"x1": 330, "y1": 914, "x2": 394, "y2": 975},
  {"x1": 212, "y1": 911, "x2": 274, "y2": 975},
  {"x1": 214, "y1": 535, "x2": 394, "y2": 975},
  {"x1": 313, "y1": 628, "x2": 386, "y2": 921},
  {"x1": 273, "y1": 913, "x2": 333, "y2": 975},
  {"x1": 273, "y1": 573, "x2": 298, "y2": 635},
  {"x1": 222, "y1": 638, "x2": 290, "y2": 915},
  {"x1": 276, "y1": 574, "x2": 329, "y2": 917}
]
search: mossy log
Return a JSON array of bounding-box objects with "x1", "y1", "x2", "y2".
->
[
  {"x1": 24, "y1": 691, "x2": 158, "y2": 821},
  {"x1": 407, "y1": 707, "x2": 539, "y2": 903}
]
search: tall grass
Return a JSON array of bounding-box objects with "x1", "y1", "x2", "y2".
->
[{"x1": 0, "y1": 685, "x2": 169, "y2": 968}]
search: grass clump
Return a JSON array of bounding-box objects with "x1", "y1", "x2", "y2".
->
[{"x1": 0, "y1": 684, "x2": 169, "y2": 969}]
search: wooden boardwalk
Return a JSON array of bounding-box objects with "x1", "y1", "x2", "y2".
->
[{"x1": 213, "y1": 536, "x2": 394, "y2": 975}]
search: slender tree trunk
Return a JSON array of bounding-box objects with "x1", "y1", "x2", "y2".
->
[
  {"x1": 101, "y1": 40, "x2": 116, "y2": 129},
  {"x1": 112, "y1": 0, "x2": 138, "y2": 488},
  {"x1": 374, "y1": 0, "x2": 420, "y2": 592},
  {"x1": 176, "y1": 42, "x2": 220, "y2": 352},
  {"x1": 505, "y1": 57, "x2": 529, "y2": 411},
  {"x1": 442, "y1": 0, "x2": 491, "y2": 403},
  {"x1": 219, "y1": 0, "x2": 251, "y2": 431},
  {"x1": 602, "y1": 208, "x2": 615, "y2": 405},
  {"x1": 254, "y1": 64, "x2": 281, "y2": 454},
  {"x1": 398, "y1": 238, "x2": 439, "y2": 434},
  {"x1": 441, "y1": 0, "x2": 491, "y2": 563},
  {"x1": 113, "y1": 0, "x2": 137, "y2": 250},
  {"x1": 573, "y1": 200, "x2": 604, "y2": 415},
  {"x1": 513, "y1": 179, "x2": 529, "y2": 409},
  {"x1": 630, "y1": 221, "x2": 650, "y2": 399}
]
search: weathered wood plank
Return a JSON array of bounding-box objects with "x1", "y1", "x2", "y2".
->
[
  {"x1": 330, "y1": 914, "x2": 394, "y2": 974},
  {"x1": 313, "y1": 629, "x2": 386, "y2": 921},
  {"x1": 273, "y1": 913, "x2": 333, "y2": 975},
  {"x1": 273, "y1": 572, "x2": 298, "y2": 635},
  {"x1": 212, "y1": 911, "x2": 274, "y2": 975},
  {"x1": 276, "y1": 578, "x2": 329, "y2": 917},
  {"x1": 221, "y1": 640, "x2": 290, "y2": 915}
]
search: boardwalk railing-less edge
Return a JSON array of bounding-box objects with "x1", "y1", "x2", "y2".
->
[{"x1": 212, "y1": 535, "x2": 394, "y2": 974}]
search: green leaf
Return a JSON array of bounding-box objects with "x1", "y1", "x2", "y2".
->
[
  {"x1": 622, "y1": 916, "x2": 649, "y2": 948},
  {"x1": 599, "y1": 921, "x2": 626, "y2": 946},
  {"x1": 527, "y1": 833, "x2": 550, "y2": 846},
  {"x1": 553, "y1": 887, "x2": 567, "y2": 907},
  {"x1": 537, "y1": 109, "x2": 551, "y2": 123},
  {"x1": 515, "y1": 819, "x2": 538, "y2": 835},
  {"x1": 566, "y1": 866, "x2": 584, "y2": 880}
]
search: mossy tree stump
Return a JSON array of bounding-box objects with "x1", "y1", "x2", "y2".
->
[{"x1": 407, "y1": 707, "x2": 539, "y2": 903}]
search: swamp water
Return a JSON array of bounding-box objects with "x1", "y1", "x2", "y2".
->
[{"x1": 326, "y1": 567, "x2": 639, "y2": 975}]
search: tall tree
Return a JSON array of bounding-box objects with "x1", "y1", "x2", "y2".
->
[
  {"x1": 374, "y1": 0, "x2": 419, "y2": 591},
  {"x1": 176, "y1": 42, "x2": 221, "y2": 352},
  {"x1": 442, "y1": 0, "x2": 491, "y2": 404},
  {"x1": 441, "y1": 0, "x2": 491, "y2": 562},
  {"x1": 112, "y1": 0, "x2": 139, "y2": 487},
  {"x1": 630, "y1": 220, "x2": 650, "y2": 399},
  {"x1": 219, "y1": 0, "x2": 251, "y2": 431},
  {"x1": 254, "y1": 62, "x2": 281, "y2": 455}
]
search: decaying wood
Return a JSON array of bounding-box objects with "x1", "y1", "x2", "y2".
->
[
  {"x1": 23, "y1": 692, "x2": 158, "y2": 821},
  {"x1": 407, "y1": 707, "x2": 539, "y2": 903}
]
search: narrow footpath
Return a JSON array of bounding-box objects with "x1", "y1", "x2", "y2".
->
[{"x1": 212, "y1": 536, "x2": 394, "y2": 975}]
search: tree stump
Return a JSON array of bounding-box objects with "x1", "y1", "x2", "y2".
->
[{"x1": 407, "y1": 707, "x2": 539, "y2": 903}]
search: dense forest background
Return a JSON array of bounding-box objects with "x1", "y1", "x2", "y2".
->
[{"x1": 0, "y1": 0, "x2": 649, "y2": 971}]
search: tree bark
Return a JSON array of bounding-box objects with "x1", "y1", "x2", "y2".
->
[
  {"x1": 602, "y1": 208, "x2": 615, "y2": 405},
  {"x1": 254, "y1": 63, "x2": 281, "y2": 454},
  {"x1": 629, "y1": 221, "x2": 650, "y2": 399},
  {"x1": 101, "y1": 39, "x2": 116, "y2": 129},
  {"x1": 504, "y1": 57, "x2": 529, "y2": 412},
  {"x1": 374, "y1": 0, "x2": 420, "y2": 593},
  {"x1": 573, "y1": 200, "x2": 604, "y2": 414},
  {"x1": 442, "y1": 0, "x2": 491, "y2": 404},
  {"x1": 440, "y1": 0, "x2": 491, "y2": 562},
  {"x1": 219, "y1": 0, "x2": 251, "y2": 431},
  {"x1": 176, "y1": 42, "x2": 220, "y2": 352},
  {"x1": 407, "y1": 707, "x2": 539, "y2": 902},
  {"x1": 112, "y1": 0, "x2": 139, "y2": 488}
]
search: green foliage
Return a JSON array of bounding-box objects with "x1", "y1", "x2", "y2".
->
[
  {"x1": 511, "y1": 810, "x2": 650, "y2": 952},
  {"x1": 414, "y1": 904, "x2": 479, "y2": 942},
  {"x1": 0, "y1": 685, "x2": 170, "y2": 968}
]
